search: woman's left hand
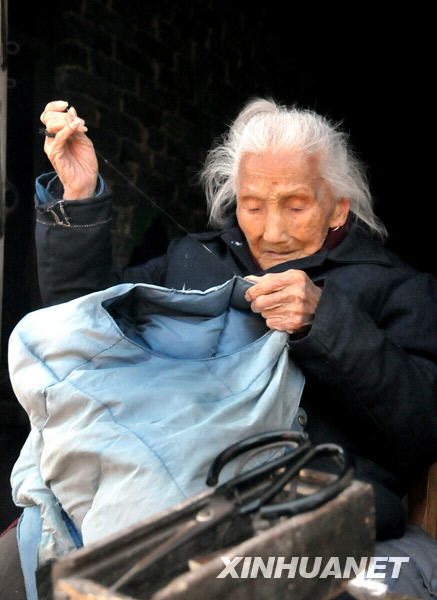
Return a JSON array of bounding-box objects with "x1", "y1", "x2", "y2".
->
[{"x1": 244, "y1": 270, "x2": 322, "y2": 334}]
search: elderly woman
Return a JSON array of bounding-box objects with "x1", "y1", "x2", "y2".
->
[{"x1": 3, "y1": 98, "x2": 437, "y2": 599}]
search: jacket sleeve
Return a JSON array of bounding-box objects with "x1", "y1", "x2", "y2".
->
[
  {"x1": 35, "y1": 175, "x2": 168, "y2": 307},
  {"x1": 288, "y1": 274, "x2": 437, "y2": 470}
]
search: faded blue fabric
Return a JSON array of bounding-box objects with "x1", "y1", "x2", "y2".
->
[
  {"x1": 35, "y1": 171, "x2": 106, "y2": 206},
  {"x1": 10, "y1": 276, "x2": 304, "y2": 575},
  {"x1": 17, "y1": 506, "x2": 42, "y2": 600},
  {"x1": 17, "y1": 505, "x2": 83, "y2": 600}
]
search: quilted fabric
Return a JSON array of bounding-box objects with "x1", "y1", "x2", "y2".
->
[{"x1": 9, "y1": 276, "x2": 304, "y2": 564}]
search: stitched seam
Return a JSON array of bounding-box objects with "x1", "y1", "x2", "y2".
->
[
  {"x1": 16, "y1": 324, "x2": 124, "y2": 397},
  {"x1": 49, "y1": 376, "x2": 187, "y2": 499},
  {"x1": 14, "y1": 330, "x2": 62, "y2": 419},
  {"x1": 15, "y1": 331, "x2": 63, "y2": 382},
  {"x1": 20, "y1": 309, "x2": 186, "y2": 499},
  {"x1": 203, "y1": 360, "x2": 234, "y2": 396},
  {"x1": 17, "y1": 309, "x2": 184, "y2": 496},
  {"x1": 36, "y1": 218, "x2": 112, "y2": 228},
  {"x1": 43, "y1": 338, "x2": 124, "y2": 393},
  {"x1": 200, "y1": 352, "x2": 281, "y2": 403},
  {"x1": 100, "y1": 288, "x2": 276, "y2": 362},
  {"x1": 213, "y1": 305, "x2": 231, "y2": 357}
]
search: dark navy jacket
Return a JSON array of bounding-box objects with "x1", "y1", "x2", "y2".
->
[{"x1": 34, "y1": 177, "x2": 437, "y2": 540}]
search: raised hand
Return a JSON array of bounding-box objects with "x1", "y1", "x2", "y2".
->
[{"x1": 40, "y1": 100, "x2": 98, "y2": 200}]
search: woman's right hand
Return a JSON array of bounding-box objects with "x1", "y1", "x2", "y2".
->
[{"x1": 40, "y1": 100, "x2": 99, "y2": 200}]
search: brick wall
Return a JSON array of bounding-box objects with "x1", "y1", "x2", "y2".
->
[{"x1": 53, "y1": 0, "x2": 274, "y2": 266}]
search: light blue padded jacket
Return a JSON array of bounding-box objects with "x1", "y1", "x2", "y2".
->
[{"x1": 9, "y1": 276, "x2": 305, "y2": 568}]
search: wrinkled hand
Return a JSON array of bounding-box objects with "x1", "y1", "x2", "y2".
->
[
  {"x1": 244, "y1": 270, "x2": 322, "y2": 334},
  {"x1": 40, "y1": 100, "x2": 98, "y2": 200}
]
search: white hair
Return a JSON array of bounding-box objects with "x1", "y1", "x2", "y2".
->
[{"x1": 200, "y1": 98, "x2": 387, "y2": 239}]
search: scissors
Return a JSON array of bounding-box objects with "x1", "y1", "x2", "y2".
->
[{"x1": 109, "y1": 429, "x2": 354, "y2": 593}]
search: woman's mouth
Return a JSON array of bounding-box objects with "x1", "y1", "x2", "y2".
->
[{"x1": 262, "y1": 250, "x2": 293, "y2": 257}]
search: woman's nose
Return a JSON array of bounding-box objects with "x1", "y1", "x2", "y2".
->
[{"x1": 262, "y1": 213, "x2": 289, "y2": 243}]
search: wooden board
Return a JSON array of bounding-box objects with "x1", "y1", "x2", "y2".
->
[{"x1": 39, "y1": 477, "x2": 376, "y2": 600}]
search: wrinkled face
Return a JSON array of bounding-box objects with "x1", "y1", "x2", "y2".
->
[{"x1": 236, "y1": 151, "x2": 350, "y2": 269}]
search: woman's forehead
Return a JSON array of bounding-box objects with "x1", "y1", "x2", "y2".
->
[
  {"x1": 238, "y1": 151, "x2": 320, "y2": 180},
  {"x1": 237, "y1": 151, "x2": 322, "y2": 193}
]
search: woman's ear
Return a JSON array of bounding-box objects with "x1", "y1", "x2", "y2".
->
[{"x1": 330, "y1": 197, "x2": 350, "y2": 228}]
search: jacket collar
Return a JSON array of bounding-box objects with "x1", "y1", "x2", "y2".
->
[
  {"x1": 189, "y1": 218, "x2": 259, "y2": 273},
  {"x1": 326, "y1": 223, "x2": 392, "y2": 265},
  {"x1": 190, "y1": 216, "x2": 392, "y2": 275}
]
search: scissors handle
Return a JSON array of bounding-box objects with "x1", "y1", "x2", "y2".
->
[
  {"x1": 258, "y1": 443, "x2": 354, "y2": 518},
  {"x1": 206, "y1": 429, "x2": 307, "y2": 486},
  {"x1": 110, "y1": 437, "x2": 353, "y2": 593}
]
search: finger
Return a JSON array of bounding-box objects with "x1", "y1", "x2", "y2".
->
[
  {"x1": 250, "y1": 288, "x2": 299, "y2": 312},
  {"x1": 45, "y1": 112, "x2": 85, "y2": 135},
  {"x1": 46, "y1": 119, "x2": 84, "y2": 156},
  {"x1": 245, "y1": 276, "x2": 287, "y2": 302},
  {"x1": 66, "y1": 107, "x2": 76, "y2": 128},
  {"x1": 265, "y1": 318, "x2": 289, "y2": 332},
  {"x1": 261, "y1": 306, "x2": 310, "y2": 323},
  {"x1": 40, "y1": 100, "x2": 69, "y2": 124},
  {"x1": 265, "y1": 314, "x2": 313, "y2": 333},
  {"x1": 261, "y1": 307, "x2": 289, "y2": 318},
  {"x1": 44, "y1": 112, "x2": 72, "y2": 134},
  {"x1": 245, "y1": 271, "x2": 308, "y2": 301}
]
